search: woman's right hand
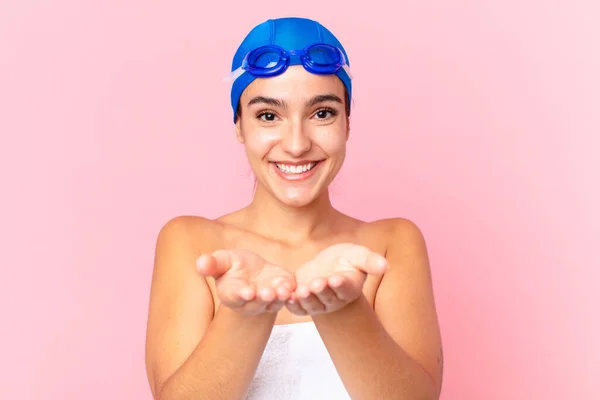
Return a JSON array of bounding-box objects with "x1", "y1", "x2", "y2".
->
[{"x1": 196, "y1": 249, "x2": 296, "y2": 316}]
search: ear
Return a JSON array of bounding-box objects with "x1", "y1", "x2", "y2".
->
[
  {"x1": 235, "y1": 117, "x2": 245, "y2": 144},
  {"x1": 345, "y1": 116, "x2": 351, "y2": 141}
]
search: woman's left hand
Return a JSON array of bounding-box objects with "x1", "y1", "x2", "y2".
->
[{"x1": 286, "y1": 243, "x2": 389, "y2": 316}]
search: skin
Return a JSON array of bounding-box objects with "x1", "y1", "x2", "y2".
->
[{"x1": 145, "y1": 66, "x2": 444, "y2": 400}]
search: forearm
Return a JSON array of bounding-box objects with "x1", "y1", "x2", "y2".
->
[
  {"x1": 313, "y1": 295, "x2": 438, "y2": 400},
  {"x1": 159, "y1": 307, "x2": 276, "y2": 400}
]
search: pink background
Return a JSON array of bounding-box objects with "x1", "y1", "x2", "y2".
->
[{"x1": 1, "y1": 1, "x2": 598, "y2": 399}]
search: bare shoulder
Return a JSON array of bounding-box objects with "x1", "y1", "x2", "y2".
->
[
  {"x1": 382, "y1": 217, "x2": 430, "y2": 280},
  {"x1": 358, "y1": 217, "x2": 427, "y2": 255},
  {"x1": 386, "y1": 217, "x2": 427, "y2": 248},
  {"x1": 156, "y1": 215, "x2": 222, "y2": 244},
  {"x1": 154, "y1": 215, "x2": 235, "y2": 261}
]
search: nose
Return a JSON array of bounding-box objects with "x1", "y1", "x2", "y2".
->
[{"x1": 280, "y1": 120, "x2": 312, "y2": 157}]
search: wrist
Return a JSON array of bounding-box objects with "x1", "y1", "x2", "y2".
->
[
  {"x1": 312, "y1": 293, "x2": 372, "y2": 325},
  {"x1": 217, "y1": 304, "x2": 277, "y2": 326}
]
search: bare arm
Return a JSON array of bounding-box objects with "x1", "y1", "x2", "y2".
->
[
  {"x1": 144, "y1": 217, "x2": 276, "y2": 400},
  {"x1": 312, "y1": 219, "x2": 443, "y2": 399}
]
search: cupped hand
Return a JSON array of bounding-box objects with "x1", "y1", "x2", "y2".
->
[
  {"x1": 196, "y1": 249, "x2": 296, "y2": 316},
  {"x1": 286, "y1": 243, "x2": 389, "y2": 316}
]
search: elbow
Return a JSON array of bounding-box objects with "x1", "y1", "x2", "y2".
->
[
  {"x1": 425, "y1": 379, "x2": 441, "y2": 400},
  {"x1": 409, "y1": 385, "x2": 438, "y2": 400},
  {"x1": 156, "y1": 390, "x2": 170, "y2": 400},
  {"x1": 424, "y1": 389, "x2": 440, "y2": 400},
  {"x1": 425, "y1": 381, "x2": 441, "y2": 400},
  {"x1": 418, "y1": 370, "x2": 441, "y2": 400},
  {"x1": 155, "y1": 381, "x2": 171, "y2": 400}
]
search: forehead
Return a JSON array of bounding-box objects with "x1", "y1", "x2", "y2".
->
[{"x1": 241, "y1": 66, "x2": 346, "y2": 103}]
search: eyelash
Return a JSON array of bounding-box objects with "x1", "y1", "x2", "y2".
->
[
  {"x1": 255, "y1": 108, "x2": 338, "y2": 122},
  {"x1": 256, "y1": 110, "x2": 279, "y2": 122},
  {"x1": 313, "y1": 107, "x2": 338, "y2": 120}
]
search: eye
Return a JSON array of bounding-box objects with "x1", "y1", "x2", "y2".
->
[
  {"x1": 314, "y1": 108, "x2": 337, "y2": 120},
  {"x1": 257, "y1": 111, "x2": 279, "y2": 122}
]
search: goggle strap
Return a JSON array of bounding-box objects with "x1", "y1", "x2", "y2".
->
[
  {"x1": 342, "y1": 64, "x2": 353, "y2": 80},
  {"x1": 222, "y1": 66, "x2": 246, "y2": 83}
]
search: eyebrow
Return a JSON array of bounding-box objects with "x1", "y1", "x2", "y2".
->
[
  {"x1": 246, "y1": 93, "x2": 343, "y2": 109},
  {"x1": 247, "y1": 96, "x2": 287, "y2": 108},
  {"x1": 306, "y1": 94, "x2": 343, "y2": 108}
]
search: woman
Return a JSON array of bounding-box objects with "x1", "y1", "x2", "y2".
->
[{"x1": 145, "y1": 17, "x2": 443, "y2": 400}]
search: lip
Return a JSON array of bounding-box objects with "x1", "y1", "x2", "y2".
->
[
  {"x1": 270, "y1": 159, "x2": 323, "y2": 166},
  {"x1": 271, "y1": 160, "x2": 323, "y2": 181}
]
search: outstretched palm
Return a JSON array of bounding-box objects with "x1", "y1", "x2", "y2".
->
[
  {"x1": 287, "y1": 243, "x2": 389, "y2": 315},
  {"x1": 196, "y1": 249, "x2": 296, "y2": 315}
]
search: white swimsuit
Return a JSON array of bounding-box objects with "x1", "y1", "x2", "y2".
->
[{"x1": 245, "y1": 321, "x2": 351, "y2": 400}]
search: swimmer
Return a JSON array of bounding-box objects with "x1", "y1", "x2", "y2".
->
[{"x1": 145, "y1": 17, "x2": 443, "y2": 400}]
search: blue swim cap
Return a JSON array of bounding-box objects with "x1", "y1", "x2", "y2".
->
[{"x1": 229, "y1": 17, "x2": 352, "y2": 123}]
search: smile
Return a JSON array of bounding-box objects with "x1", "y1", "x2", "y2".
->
[
  {"x1": 275, "y1": 162, "x2": 318, "y2": 174},
  {"x1": 271, "y1": 160, "x2": 323, "y2": 181}
]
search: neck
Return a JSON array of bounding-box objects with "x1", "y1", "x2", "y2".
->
[{"x1": 244, "y1": 184, "x2": 339, "y2": 244}]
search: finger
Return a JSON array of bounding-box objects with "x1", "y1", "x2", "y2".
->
[
  {"x1": 327, "y1": 274, "x2": 361, "y2": 301},
  {"x1": 297, "y1": 291, "x2": 326, "y2": 314},
  {"x1": 196, "y1": 250, "x2": 236, "y2": 279},
  {"x1": 310, "y1": 278, "x2": 339, "y2": 305},
  {"x1": 289, "y1": 291, "x2": 300, "y2": 303},
  {"x1": 285, "y1": 297, "x2": 307, "y2": 315},
  {"x1": 265, "y1": 298, "x2": 287, "y2": 313},
  {"x1": 363, "y1": 252, "x2": 389, "y2": 275},
  {"x1": 257, "y1": 275, "x2": 293, "y2": 303},
  {"x1": 275, "y1": 284, "x2": 293, "y2": 302},
  {"x1": 295, "y1": 283, "x2": 311, "y2": 300},
  {"x1": 309, "y1": 277, "x2": 328, "y2": 293},
  {"x1": 340, "y1": 246, "x2": 389, "y2": 276},
  {"x1": 328, "y1": 274, "x2": 345, "y2": 289},
  {"x1": 271, "y1": 275, "x2": 296, "y2": 294},
  {"x1": 256, "y1": 286, "x2": 277, "y2": 303},
  {"x1": 195, "y1": 254, "x2": 219, "y2": 276},
  {"x1": 241, "y1": 294, "x2": 272, "y2": 315},
  {"x1": 238, "y1": 285, "x2": 256, "y2": 301},
  {"x1": 219, "y1": 283, "x2": 254, "y2": 307}
]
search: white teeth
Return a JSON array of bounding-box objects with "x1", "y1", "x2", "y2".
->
[{"x1": 275, "y1": 162, "x2": 318, "y2": 174}]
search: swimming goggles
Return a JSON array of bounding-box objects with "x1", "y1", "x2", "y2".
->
[{"x1": 223, "y1": 43, "x2": 353, "y2": 83}]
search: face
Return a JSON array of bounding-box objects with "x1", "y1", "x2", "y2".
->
[{"x1": 235, "y1": 66, "x2": 350, "y2": 208}]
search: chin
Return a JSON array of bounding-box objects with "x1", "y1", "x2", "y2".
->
[{"x1": 273, "y1": 187, "x2": 323, "y2": 208}]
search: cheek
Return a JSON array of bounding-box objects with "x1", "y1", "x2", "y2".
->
[
  {"x1": 244, "y1": 130, "x2": 281, "y2": 158},
  {"x1": 314, "y1": 129, "x2": 347, "y2": 155}
]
